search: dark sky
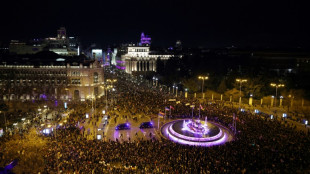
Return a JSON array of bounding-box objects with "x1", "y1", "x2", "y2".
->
[{"x1": 0, "y1": 0, "x2": 309, "y2": 48}]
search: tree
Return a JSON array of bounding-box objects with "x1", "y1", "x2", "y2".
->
[
  {"x1": 156, "y1": 58, "x2": 165, "y2": 76},
  {"x1": 218, "y1": 77, "x2": 227, "y2": 93},
  {"x1": 0, "y1": 103, "x2": 8, "y2": 129},
  {"x1": 182, "y1": 77, "x2": 200, "y2": 92}
]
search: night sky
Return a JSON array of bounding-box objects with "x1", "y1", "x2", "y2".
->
[{"x1": 0, "y1": 0, "x2": 309, "y2": 48}]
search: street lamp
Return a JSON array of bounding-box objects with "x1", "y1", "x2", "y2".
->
[
  {"x1": 65, "y1": 88, "x2": 69, "y2": 100},
  {"x1": 270, "y1": 83, "x2": 285, "y2": 107},
  {"x1": 33, "y1": 88, "x2": 37, "y2": 100},
  {"x1": 156, "y1": 78, "x2": 158, "y2": 87},
  {"x1": 152, "y1": 77, "x2": 155, "y2": 86},
  {"x1": 236, "y1": 79, "x2": 247, "y2": 108},
  {"x1": 107, "y1": 79, "x2": 117, "y2": 86},
  {"x1": 176, "y1": 87, "x2": 178, "y2": 97},
  {"x1": 198, "y1": 76, "x2": 208, "y2": 99}
]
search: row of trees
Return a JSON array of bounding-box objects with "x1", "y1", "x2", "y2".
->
[{"x1": 154, "y1": 51, "x2": 310, "y2": 100}]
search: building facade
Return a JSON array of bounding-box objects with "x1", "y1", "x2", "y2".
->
[
  {"x1": 120, "y1": 44, "x2": 173, "y2": 74},
  {"x1": 9, "y1": 27, "x2": 80, "y2": 56},
  {"x1": 114, "y1": 33, "x2": 177, "y2": 74},
  {"x1": 0, "y1": 58, "x2": 104, "y2": 101}
]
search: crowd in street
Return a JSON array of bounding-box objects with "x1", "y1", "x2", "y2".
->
[
  {"x1": 1, "y1": 69, "x2": 310, "y2": 173},
  {"x1": 39, "y1": 70, "x2": 310, "y2": 173},
  {"x1": 41, "y1": 112, "x2": 310, "y2": 173}
]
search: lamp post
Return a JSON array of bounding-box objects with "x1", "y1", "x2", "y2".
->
[
  {"x1": 155, "y1": 78, "x2": 158, "y2": 87},
  {"x1": 65, "y1": 88, "x2": 69, "y2": 100},
  {"x1": 236, "y1": 79, "x2": 247, "y2": 109},
  {"x1": 152, "y1": 77, "x2": 155, "y2": 86},
  {"x1": 105, "y1": 86, "x2": 108, "y2": 110},
  {"x1": 172, "y1": 85, "x2": 175, "y2": 95},
  {"x1": 176, "y1": 87, "x2": 178, "y2": 97},
  {"x1": 91, "y1": 93, "x2": 94, "y2": 110},
  {"x1": 106, "y1": 79, "x2": 117, "y2": 110},
  {"x1": 54, "y1": 123, "x2": 60, "y2": 174},
  {"x1": 0, "y1": 111, "x2": 7, "y2": 132},
  {"x1": 33, "y1": 88, "x2": 37, "y2": 100},
  {"x1": 198, "y1": 76, "x2": 208, "y2": 99},
  {"x1": 270, "y1": 83, "x2": 284, "y2": 107},
  {"x1": 185, "y1": 88, "x2": 188, "y2": 98},
  {"x1": 107, "y1": 79, "x2": 117, "y2": 86}
]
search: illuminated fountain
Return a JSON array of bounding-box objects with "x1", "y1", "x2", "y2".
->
[
  {"x1": 182, "y1": 119, "x2": 209, "y2": 135},
  {"x1": 161, "y1": 118, "x2": 233, "y2": 147}
]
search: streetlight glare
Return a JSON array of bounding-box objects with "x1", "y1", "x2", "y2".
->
[
  {"x1": 198, "y1": 76, "x2": 209, "y2": 99},
  {"x1": 270, "y1": 83, "x2": 285, "y2": 107},
  {"x1": 236, "y1": 79, "x2": 247, "y2": 82},
  {"x1": 270, "y1": 83, "x2": 284, "y2": 87},
  {"x1": 236, "y1": 78, "x2": 247, "y2": 108},
  {"x1": 198, "y1": 76, "x2": 208, "y2": 80}
]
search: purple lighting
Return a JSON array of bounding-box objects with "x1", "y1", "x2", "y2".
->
[
  {"x1": 166, "y1": 128, "x2": 228, "y2": 147},
  {"x1": 161, "y1": 119, "x2": 233, "y2": 147},
  {"x1": 116, "y1": 65, "x2": 126, "y2": 70},
  {"x1": 116, "y1": 60, "x2": 125, "y2": 64},
  {"x1": 181, "y1": 119, "x2": 209, "y2": 135},
  {"x1": 140, "y1": 32, "x2": 151, "y2": 45}
]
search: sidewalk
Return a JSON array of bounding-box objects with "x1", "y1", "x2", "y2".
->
[{"x1": 227, "y1": 102, "x2": 309, "y2": 133}]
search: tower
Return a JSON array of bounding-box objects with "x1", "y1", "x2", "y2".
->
[
  {"x1": 140, "y1": 32, "x2": 151, "y2": 45},
  {"x1": 57, "y1": 27, "x2": 66, "y2": 39}
]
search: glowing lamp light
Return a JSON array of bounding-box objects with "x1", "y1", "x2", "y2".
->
[
  {"x1": 102, "y1": 110, "x2": 105, "y2": 115},
  {"x1": 64, "y1": 102, "x2": 67, "y2": 109},
  {"x1": 305, "y1": 120, "x2": 308, "y2": 125},
  {"x1": 43, "y1": 129, "x2": 50, "y2": 134},
  {"x1": 272, "y1": 96, "x2": 274, "y2": 98},
  {"x1": 86, "y1": 113, "x2": 89, "y2": 118},
  {"x1": 13, "y1": 123, "x2": 18, "y2": 126},
  {"x1": 283, "y1": 113, "x2": 287, "y2": 118},
  {"x1": 21, "y1": 118, "x2": 26, "y2": 121},
  {"x1": 44, "y1": 105, "x2": 47, "y2": 108},
  {"x1": 240, "y1": 108, "x2": 245, "y2": 112},
  {"x1": 270, "y1": 115, "x2": 274, "y2": 119},
  {"x1": 97, "y1": 135, "x2": 102, "y2": 140}
]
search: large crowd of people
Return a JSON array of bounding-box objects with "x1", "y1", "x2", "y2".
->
[{"x1": 1, "y1": 69, "x2": 310, "y2": 173}]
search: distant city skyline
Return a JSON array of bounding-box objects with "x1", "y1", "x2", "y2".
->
[{"x1": 0, "y1": 0, "x2": 309, "y2": 48}]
